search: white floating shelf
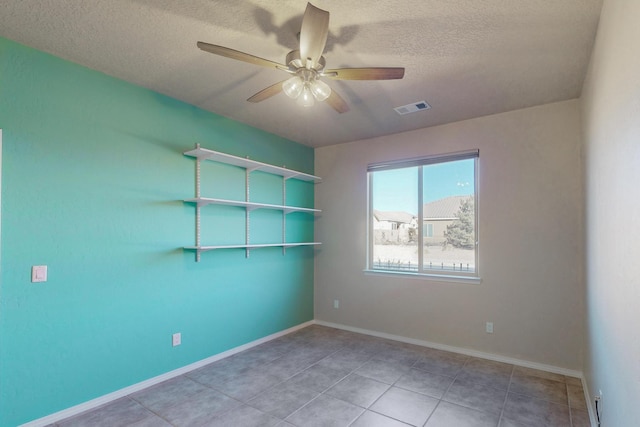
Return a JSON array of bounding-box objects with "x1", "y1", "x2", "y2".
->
[
  {"x1": 184, "y1": 197, "x2": 320, "y2": 214},
  {"x1": 184, "y1": 242, "x2": 322, "y2": 254},
  {"x1": 184, "y1": 147, "x2": 321, "y2": 182}
]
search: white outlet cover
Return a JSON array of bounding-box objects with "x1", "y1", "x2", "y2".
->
[
  {"x1": 172, "y1": 333, "x2": 181, "y2": 347},
  {"x1": 486, "y1": 322, "x2": 494, "y2": 333}
]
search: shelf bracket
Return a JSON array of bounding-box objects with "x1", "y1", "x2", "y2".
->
[
  {"x1": 282, "y1": 177, "x2": 287, "y2": 255},
  {"x1": 245, "y1": 167, "x2": 251, "y2": 258},
  {"x1": 195, "y1": 144, "x2": 202, "y2": 262}
]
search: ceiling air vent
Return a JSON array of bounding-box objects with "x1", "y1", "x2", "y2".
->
[{"x1": 394, "y1": 100, "x2": 431, "y2": 115}]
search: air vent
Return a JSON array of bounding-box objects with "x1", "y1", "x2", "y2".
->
[{"x1": 394, "y1": 100, "x2": 431, "y2": 115}]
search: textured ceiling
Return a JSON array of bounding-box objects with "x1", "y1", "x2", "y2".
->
[{"x1": 0, "y1": 0, "x2": 602, "y2": 147}]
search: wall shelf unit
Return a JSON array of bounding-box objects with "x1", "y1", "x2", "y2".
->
[
  {"x1": 183, "y1": 197, "x2": 320, "y2": 214},
  {"x1": 183, "y1": 144, "x2": 321, "y2": 261}
]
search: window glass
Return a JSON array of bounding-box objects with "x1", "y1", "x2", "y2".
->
[
  {"x1": 422, "y1": 159, "x2": 476, "y2": 274},
  {"x1": 368, "y1": 151, "x2": 478, "y2": 277},
  {"x1": 371, "y1": 167, "x2": 418, "y2": 271}
]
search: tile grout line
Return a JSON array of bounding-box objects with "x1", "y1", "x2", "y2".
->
[
  {"x1": 318, "y1": 350, "x2": 384, "y2": 426},
  {"x1": 423, "y1": 356, "x2": 470, "y2": 426},
  {"x1": 567, "y1": 382, "x2": 574, "y2": 427},
  {"x1": 243, "y1": 346, "x2": 349, "y2": 423},
  {"x1": 497, "y1": 364, "x2": 516, "y2": 427},
  {"x1": 325, "y1": 342, "x2": 432, "y2": 425},
  {"x1": 350, "y1": 355, "x2": 413, "y2": 425},
  {"x1": 279, "y1": 345, "x2": 375, "y2": 425},
  {"x1": 126, "y1": 394, "x2": 180, "y2": 427}
]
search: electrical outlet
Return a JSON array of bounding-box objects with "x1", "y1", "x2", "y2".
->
[
  {"x1": 486, "y1": 322, "x2": 494, "y2": 333},
  {"x1": 333, "y1": 299, "x2": 339, "y2": 309},
  {"x1": 172, "y1": 333, "x2": 181, "y2": 347}
]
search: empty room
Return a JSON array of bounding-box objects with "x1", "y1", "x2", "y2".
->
[{"x1": 0, "y1": 1, "x2": 638, "y2": 426}]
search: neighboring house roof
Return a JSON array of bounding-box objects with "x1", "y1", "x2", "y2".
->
[
  {"x1": 373, "y1": 210, "x2": 416, "y2": 224},
  {"x1": 423, "y1": 195, "x2": 472, "y2": 219}
]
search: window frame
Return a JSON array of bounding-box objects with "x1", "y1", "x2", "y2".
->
[{"x1": 367, "y1": 149, "x2": 480, "y2": 281}]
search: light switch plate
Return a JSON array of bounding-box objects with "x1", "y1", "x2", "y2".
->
[{"x1": 32, "y1": 265, "x2": 48, "y2": 283}]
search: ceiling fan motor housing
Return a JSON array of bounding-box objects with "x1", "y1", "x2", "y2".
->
[{"x1": 286, "y1": 50, "x2": 326, "y2": 73}]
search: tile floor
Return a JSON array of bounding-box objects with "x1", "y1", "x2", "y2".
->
[{"x1": 51, "y1": 325, "x2": 590, "y2": 427}]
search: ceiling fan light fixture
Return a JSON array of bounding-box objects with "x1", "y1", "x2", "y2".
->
[
  {"x1": 283, "y1": 76, "x2": 304, "y2": 99},
  {"x1": 310, "y1": 79, "x2": 331, "y2": 101},
  {"x1": 296, "y1": 84, "x2": 315, "y2": 107},
  {"x1": 285, "y1": 69, "x2": 329, "y2": 107}
]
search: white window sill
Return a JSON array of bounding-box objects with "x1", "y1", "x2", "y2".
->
[{"x1": 363, "y1": 269, "x2": 482, "y2": 284}]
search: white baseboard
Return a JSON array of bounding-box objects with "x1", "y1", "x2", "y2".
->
[
  {"x1": 315, "y1": 320, "x2": 584, "y2": 379},
  {"x1": 22, "y1": 318, "x2": 593, "y2": 427},
  {"x1": 317, "y1": 321, "x2": 596, "y2": 426},
  {"x1": 20, "y1": 320, "x2": 314, "y2": 427}
]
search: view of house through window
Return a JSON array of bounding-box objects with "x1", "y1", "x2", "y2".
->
[{"x1": 368, "y1": 151, "x2": 478, "y2": 276}]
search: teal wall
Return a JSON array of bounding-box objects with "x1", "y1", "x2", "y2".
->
[{"x1": 0, "y1": 37, "x2": 315, "y2": 426}]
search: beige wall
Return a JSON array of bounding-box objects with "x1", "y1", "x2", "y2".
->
[
  {"x1": 315, "y1": 100, "x2": 584, "y2": 370},
  {"x1": 581, "y1": 0, "x2": 640, "y2": 424}
]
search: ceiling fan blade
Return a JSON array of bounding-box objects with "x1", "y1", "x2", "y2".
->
[
  {"x1": 299, "y1": 3, "x2": 329, "y2": 68},
  {"x1": 325, "y1": 90, "x2": 350, "y2": 113},
  {"x1": 197, "y1": 41, "x2": 286, "y2": 71},
  {"x1": 247, "y1": 81, "x2": 285, "y2": 103},
  {"x1": 324, "y1": 67, "x2": 405, "y2": 80}
]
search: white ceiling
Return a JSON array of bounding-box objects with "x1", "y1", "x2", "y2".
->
[{"x1": 0, "y1": 0, "x2": 603, "y2": 147}]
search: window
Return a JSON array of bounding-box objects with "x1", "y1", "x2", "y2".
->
[
  {"x1": 424, "y1": 223, "x2": 434, "y2": 238},
  {"x1": 368, "y1": 150, "x2": 478, "y2": 278}
]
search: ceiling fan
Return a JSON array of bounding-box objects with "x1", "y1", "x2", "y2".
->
[{"x1": 197, "y1": 2, "x2": 405, "y2": 113}]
